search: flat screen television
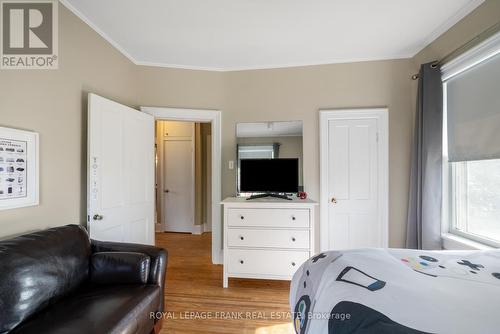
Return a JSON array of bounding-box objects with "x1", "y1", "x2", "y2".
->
[{"x1": 239, "y1": 158, "x2": 299, "y2": 198}]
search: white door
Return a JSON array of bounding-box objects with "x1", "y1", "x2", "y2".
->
[
  {"x1": 88, "y1": 93, "x2": 155, "y2": 245},
  {"x1": 320, "y1": 109, "x2": 388, "y2": 251},
  {"x1": 162, "y1": 123, "x2": 194, "y2": 232}
]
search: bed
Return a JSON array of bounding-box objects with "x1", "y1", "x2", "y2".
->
[{"x1": 290, "y1": 248, "x2": 500, "y2": 334}]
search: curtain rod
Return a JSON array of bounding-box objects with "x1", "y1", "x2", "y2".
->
[{"x1": 411, "y1": 20, "x2": 500, "y2": 80}]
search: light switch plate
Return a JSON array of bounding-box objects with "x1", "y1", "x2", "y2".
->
[{"x1": 228, "y1": 160, "x2": 234, "y2": 170}]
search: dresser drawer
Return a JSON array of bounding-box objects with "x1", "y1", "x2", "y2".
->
[
  {"x1": 227, "y1": 229, "x2": 309, "y2": 249},
  {"x1": 227, "y1": 249, "x2": 309, "y2": 277},
  {"x1": 227, "y1": 208, "x2": 309, "y2": 228}
]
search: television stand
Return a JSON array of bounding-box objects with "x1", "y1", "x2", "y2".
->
[{"x1": 246, "y1": 193, "x2": 292, "y2": 200}]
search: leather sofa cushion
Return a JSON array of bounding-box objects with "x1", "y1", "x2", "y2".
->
[
  {"x1": 0, "y1": 225, "x2": 91, "y2": 334},
  {"x1": 90, "y1": 252, "x2": 150, "y2": 285},
  {"x1": 91, "y1": 240, "x2": 168, "y2": 313},
  {"x1": 9, "y1": 285, "x2": 161, "y2": 334}
]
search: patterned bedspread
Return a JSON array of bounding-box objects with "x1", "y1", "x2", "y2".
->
[{"x1": 290, "y1": 248, "x2": 500, "y2": 334}]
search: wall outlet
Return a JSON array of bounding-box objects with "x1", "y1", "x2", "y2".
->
[{"x1": 228, "y1": 160, "x2": 234, "y2": 170}]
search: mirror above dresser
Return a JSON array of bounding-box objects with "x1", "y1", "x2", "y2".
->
[{"x1": 236, "y1": 121, "x2": 304, "y2": 197}]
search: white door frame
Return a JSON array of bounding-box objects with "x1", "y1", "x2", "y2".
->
[
  {"x1": 319, "y1": 108, "x2": 389, "y2": 252},
  {"x1": 141, "y1": 107, "x2": 222, "y2": 264}
]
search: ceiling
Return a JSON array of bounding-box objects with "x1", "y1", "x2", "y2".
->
[{"x1": 61, "y1": 0, "x2": 484, "y2": 71}]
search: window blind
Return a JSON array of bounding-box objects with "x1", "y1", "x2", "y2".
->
[{"x1": 446, "y1": 52, "x2": 500, "y2": 161}]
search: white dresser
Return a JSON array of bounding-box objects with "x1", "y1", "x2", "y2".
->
[{"x1": 222, "y1": 197, "x2": 317, "y2": 288}]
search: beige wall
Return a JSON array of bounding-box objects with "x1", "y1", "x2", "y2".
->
[
  {"x1": 138, "y1": 60, "x2": 414, "y2": 247},
  {"x1": 223, "y1": 61, "x2": 414, "y2": 247},
  {"x1": 0, "y1": 6, "x2": 138, "y2": 238},
  {"x1": 1, "y1": 1, "x2": 496, "y2": 248}
]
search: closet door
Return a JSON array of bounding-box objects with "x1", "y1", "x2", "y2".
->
[{"x1": 320, "y1": 109, "x2": 388, "y2": 251}]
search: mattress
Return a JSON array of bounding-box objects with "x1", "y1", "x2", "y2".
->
[{"x1": 290, "y1": 248, "x2": 500, "y2": 334}]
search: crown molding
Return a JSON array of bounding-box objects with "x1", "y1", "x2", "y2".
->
[
  {"x1": 409, "y1": 0, "x2": 485, "y2": 58},
  {"x1": 136, "y1": 54, "x2": 413, "y2": 72},
  {"x1": 59, "y1": 0, "x2": 137, "y2": 64}
]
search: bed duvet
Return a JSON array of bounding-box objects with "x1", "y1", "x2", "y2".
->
[{"x1": 290, "y1": 248, "x2": 500, "y2": 334}]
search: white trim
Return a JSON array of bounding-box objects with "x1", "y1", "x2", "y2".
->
[
  {"x1": 410, "y1": 0, "x2": 485, "y2": 60},
  {"x1": 191, "y1": 224, "x2": 203, "y2": 235},
  {"x1": 442, "y1": 30, "x2": 500, "y2": 81},
  {"x1": 135, "y1": 54, "x2": 413, "y2": 72},
  {"x1": 59, "y1": 0, "x2": 137, "y2": 64},
  {"x1": 441, "y1": 82, "x2": 451, "y2": 245},
  {"x1": 319, "y1": 108, "x2": 389, "y2": 252},
  {"x1": 141, "y1": 107, "x2": 223, "y2": 264},
  {"x1": 57, "y1": 0, "x2": 482, "y2": 72},
  {"x1": 442, "y1": 233, "x2": 493, "y2": 250}
]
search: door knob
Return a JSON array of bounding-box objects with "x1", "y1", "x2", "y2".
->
[
  {"x1": 331, "y1": 197, "x2": 337, "y2": 204},
  {"x1": 93, "y1": 214, "x2": 103, "y2": 221}
]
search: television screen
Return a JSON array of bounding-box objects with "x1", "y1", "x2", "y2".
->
[{"x1": 240, "y1": 158, "x2": 299, "y2": 193}]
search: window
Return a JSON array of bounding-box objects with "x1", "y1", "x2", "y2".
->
[
  {"x1": 236, "y1": 144, "x2": 277, "y2": 194},
  {"x1": 450, "y1": 159, "x2": 500, "y2": 246},
  {"x1": 237, "y1": 145, "x2": 275, "y2": 160},
  {"x1": 443, "y1": 32, "x2": 500, "y2": 247}
]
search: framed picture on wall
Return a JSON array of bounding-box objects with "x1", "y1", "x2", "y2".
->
[{"x1": 0, "y1": 127, "x2": 39, "y2": 210}]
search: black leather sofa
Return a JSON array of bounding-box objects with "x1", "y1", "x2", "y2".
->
[{"x1": 0, "y1": 225, "x2": 167, "y2": 334}]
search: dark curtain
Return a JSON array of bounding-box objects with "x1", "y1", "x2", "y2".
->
[{"x1": 406, "y1": 62, "x2": 443, "y2": 250}]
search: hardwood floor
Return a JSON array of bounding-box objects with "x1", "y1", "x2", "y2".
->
[{"x1": 155, "y1": 232, "x2": 294, "y2": 334}]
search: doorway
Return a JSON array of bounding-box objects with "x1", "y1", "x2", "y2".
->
[
  {"x1": 155, "y1": 120, "x2": 212, "y2": 235},
  {"x1": 319, "y1": 108, "x2": 389, "y2": 252},
  {"x1": 142, "y1": 107, "x2": 222, "y2": 265}
]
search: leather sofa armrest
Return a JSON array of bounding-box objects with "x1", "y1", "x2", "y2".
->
[
  {"x1": 91, "y1": 240, "x2": 168, "y2": 312},
  {"x1": 90, "y1": 252, "x2": 150, "y2": 285}
]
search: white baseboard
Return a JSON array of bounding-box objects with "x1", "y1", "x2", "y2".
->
[
  {"x1": 191, "y1": 224, "x2": 203, "y2": 235},
  {"x1": 192, "y1": 223, "x2": 212, "y2": 234}
]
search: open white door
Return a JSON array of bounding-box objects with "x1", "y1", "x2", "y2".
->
[{"x1": 88, "y1": 93, "x2": 155, "y2": 245}]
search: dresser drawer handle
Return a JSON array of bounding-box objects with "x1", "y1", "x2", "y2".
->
[
  {"x1": 292, "y1": 216, "x2": 296, "y2": 221},
  {"x1": 240, "y1": 216, "x2": 244, "y2": 220},
  {"x1": 240, "y1": 236, "x2": 244, "y2": 240},
  {"x1": 240, "y1": 260, "x2": 244, "y2": 264},
  {"x1": 291, "y1": 237, "x2": 296, "y2": 242},
  {"x1": 291, "y1": 262, "x2": 296, "y2": 267}
]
